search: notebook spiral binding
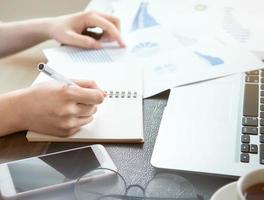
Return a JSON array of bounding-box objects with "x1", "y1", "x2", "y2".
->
[{"x1": 104, "y1": 91, "x2": 138, "y2": 98}]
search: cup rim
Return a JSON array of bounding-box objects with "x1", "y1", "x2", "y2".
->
[{"x1": 237, "y1": 167, "x2": 264, "y2": 199}]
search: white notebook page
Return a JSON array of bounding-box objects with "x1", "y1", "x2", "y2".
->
[{"x1": 26, "y1": 62, "x2": 143, "y2": 143}]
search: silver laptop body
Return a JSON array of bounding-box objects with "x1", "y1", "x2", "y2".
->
[{"x1": 151, "y1": 72, "x2": 264, "y2": 177}]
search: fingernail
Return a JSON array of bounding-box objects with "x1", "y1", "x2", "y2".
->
[{"x1": 120, "y1": 40, "x2": 126, "y2": 48}]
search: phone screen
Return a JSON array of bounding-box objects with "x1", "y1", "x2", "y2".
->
[{"x1": 7, "y1": 147, "x2": 100, "y2": 193}]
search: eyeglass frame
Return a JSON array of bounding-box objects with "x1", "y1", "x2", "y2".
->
[{"x1": 74, "y1": 167, "x2": 204, "y2": 200}]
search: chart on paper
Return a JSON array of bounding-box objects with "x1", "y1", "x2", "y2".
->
[
  {"x1": 43, "y1": 27, "x2": 175, "y2": 65},
  {"x1": 222, "y1": 7, "x2": 250, "y2": 44},
  {"x1": 130, "y1": 1, "x2": 159, "y2": 32},
  {"x1": 131, "y1": 42, "x2": 160, "y2": 57},
  {"x1": 194, "y1": 51, "x2": 224, "y2": 66},
  {"x1": 153, "y1": 64, "x2": 178, "y2": 75},
  {"x1": 44, "y1": 47, "x2": 114, "y2": 63},
  {"x1": 43, "y1": 26, "x2": 263, "y2": 99}
]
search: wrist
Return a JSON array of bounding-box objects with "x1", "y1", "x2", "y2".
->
[
  {"x1": 0, "y1": 89, "x2": 30, "y2": 133},
  {"x1": 31, "y1": 17, "x2": 54, "y2": 40},
  {"x1": 13, "y1": 88, "x2": 35, "y2": 131},
  {"x1": 43, "y1": 16, "x2": 62, "y2": 41}
]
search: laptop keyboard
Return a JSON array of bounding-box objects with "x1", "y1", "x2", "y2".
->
[{"x1": 241, "y1": 69, "x2": 264, "y2": 164}]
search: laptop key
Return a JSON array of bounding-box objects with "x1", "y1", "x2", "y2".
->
[
  {"x1": 243, "y1": 84, "x2": 259, "y2": 117},
  {"x1": 241, "y1": 135, "x2": 250, "y2": 143},
  {"x1": 242, "y1": 117, "x2": 258, "y2": 126},
  {"x1": 260, "y1": 144, "x2": 264, "y2": 164},
  {"x1": 245, "y1": 76, "x2": 259, "y2": 83},
  {"x1": 261, "y1": 91, "x2": 264, "y2": 97},
  {"x1": 261, "y1": 119, "x2": 264, "y2": 126},
  {"x1": 246, "y1": 70, "x2": 259, "y2": 76},
  {"x1": 241, "y1": 144, "x2": 250, "y2": 153},
  {"x1": 260, "y1": 135, "x2": 264, "y2": 143},
  {"x1": 250, "y1": 144, "x2": 258, "y2": 154},
  {"x1": 242, "y1": 127, "x2": 258, "y2": 135},
  {"x1": 260, "y1": 112, "x2": 264, "y2": 118},
  {"x1": 261, "y1": 127, "x2": 264, "y2": 134},
  {"x1": 261, "y1": 85, "x2": 264, "y2": 90},
  {"x1": 241, "y1": 153, "x2": 249, "y2": 163},
  {"x1": 262, "y1": 70, "x2": 264, "y2": 77},
  {"x1": 261, "y1": 105, "x2": 264, "y2": 112}
]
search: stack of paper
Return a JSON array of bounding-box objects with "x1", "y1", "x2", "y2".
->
[{"x1": 44, "y1": 27, "x2": 263, "y2": 98}]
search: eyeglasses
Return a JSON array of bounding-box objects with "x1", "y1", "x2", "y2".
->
[{"x1": 74, "y1": 168, "x2": 204, "y2": 200}]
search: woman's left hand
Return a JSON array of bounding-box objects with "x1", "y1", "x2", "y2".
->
[{"x1": 48, "y1": 11, "x2": 125, "y2": 49}]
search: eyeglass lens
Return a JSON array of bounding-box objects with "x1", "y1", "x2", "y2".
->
[{"x1": 74, "y1": 169, "x2": 203, "y2": 200}]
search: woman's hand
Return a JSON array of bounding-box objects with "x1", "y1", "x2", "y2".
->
[
  {"x1": 48, "y1": 11, "x2": 126, "y2": 49},
  {"x1": 16, "y1": 80, "x2": 105, "y2": 137},
  {"x1": 0, "y1": 10, "x2": 125, "y2": 57}
]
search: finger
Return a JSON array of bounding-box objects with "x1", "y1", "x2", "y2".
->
[
  {"x1": 59, "y1": 116, "x2": 93, "y2": 135},
  {"x1": 86, "y1": 14, "x2": 125, "y2": 47},
  {"x1": 73, "y1": 116, "x2": 94, "y2": 128},
  {"x1": 101, "y1": 32, "x2": 116, "y2": 42},
  {"x1": 69, "y1": 86, "x2": 105, "y2": 105},
  {"x1": 65, "y1": 31, "x2": 102, "y2": 49},
  {"x1": 43, "y1": 126, "x2": 80, "y2": 137},
  {"x1": 67, "y1": 127, "x2": 81, "y2": 136},
  {"x1": 75, "y1": 104, "x2": 97, "y2": 117},
  {"x1": 72, "y1": 80, "x2": 106, "y2": 97},
  {"x1": 61, "y1": 127, "x2": 81, "y2": 137},
  {"x1": 96, "y1": 13, "x2": 121, "y2": 31},
  {"x1": 73, "y1": 80, "x2": 99, "y2": 89}
]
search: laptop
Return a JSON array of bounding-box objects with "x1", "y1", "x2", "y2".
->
[{"x1": 151, "y1": 70, "x2": 264, "y2": 177}]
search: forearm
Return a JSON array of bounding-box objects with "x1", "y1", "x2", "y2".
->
[
  {"x1": 0, "y1": 18, "x2": 52, "y2": 58},
  {"x1": 0, "y1": 90, "x2": 26, "y2": 137},
  {"x1": 0, "y1": 11, "x2": 125, "y2": 58}
]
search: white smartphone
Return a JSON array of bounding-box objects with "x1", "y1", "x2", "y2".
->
[{"x1": 0, "y1": 145, "x2": 116, "y2": 199}]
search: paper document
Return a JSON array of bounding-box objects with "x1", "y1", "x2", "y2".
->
[
  {"x1": 142, "y1": 32, "x2": 264, "y2": 98},
  {"x1": 44, "y1": 27, "x2": 263, "y2": 98},
  {"x1": 147, "y1": 0, "x2": 264, "y2": 57},
  {"x1": 26, "y1": 62, "x2": 143, "y2": 143}
]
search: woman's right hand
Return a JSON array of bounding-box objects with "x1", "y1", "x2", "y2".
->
[{"x1": 17, "y1": 80, "x2": 105, "y2": 137}]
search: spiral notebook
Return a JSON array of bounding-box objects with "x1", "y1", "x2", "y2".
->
[{"x1": 26, "y1": 62, "x2": 143, "y2": 143}]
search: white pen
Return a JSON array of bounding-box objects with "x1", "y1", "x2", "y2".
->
[{"x1": 38, "y1": 63, "x2": 77, "y2": 86}]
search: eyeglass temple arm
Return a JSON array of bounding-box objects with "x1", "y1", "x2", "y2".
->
[{"x1": 98, "y1": 194, "x2": 203, "y2": 200}]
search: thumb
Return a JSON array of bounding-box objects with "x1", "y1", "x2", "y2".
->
[{"x1": 65, "y1": 31, "x2": 102, "y2": 49}]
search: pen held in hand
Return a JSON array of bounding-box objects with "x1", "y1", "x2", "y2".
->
[
  {"x1": 38, "y1": 63, "x2": 77, "y2": 86},
  {"x1": 38, "y1": 63, "x2": 107, "y2": 97}
]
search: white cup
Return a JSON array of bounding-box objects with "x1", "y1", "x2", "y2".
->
[{"x1": 237, "y1": 167, "x2": 264, "y2": 200}]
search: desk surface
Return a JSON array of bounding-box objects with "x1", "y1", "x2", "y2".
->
[
  {"x1": 0, "y1": 1, "x2": 234, "y2": 199},
  {"x1": 0, "y1": 92, "x2": 234, "y2": 200},
  {"x1": 0, "y1": 94, "x2": 235, "y2": 200}
]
